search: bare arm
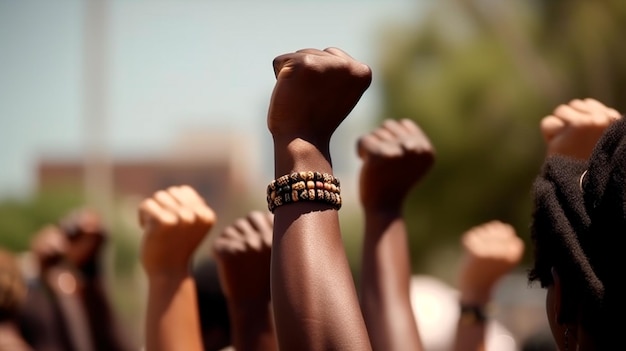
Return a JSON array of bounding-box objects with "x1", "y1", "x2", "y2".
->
[
  {"x1": 139, "y1": 186, "x2": 216, "y2": 351},
  {"x1": 268, "y1": 47, "x2": 372, "y2": 351},
  {"x1": 213, "y1": 211, "x2": 277, "y2": 351},
  {"x1": 358, "y1": 119, "x2": 434, "y2": 351},
  {"x1": 453, "y1": 221, "x2": 524, "y2": 351}
]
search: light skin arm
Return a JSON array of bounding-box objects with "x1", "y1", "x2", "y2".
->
[
  {"x1": 213, "y1": 211, "x2": 276, "y2": 351},
  {"x1": 139, "y1": 185, "x2": 216, "y2": 351},
  {"x1": 268, "y1": 47, "x2": 373, "y2": 351},
  {"x1": 541, "y1": 98, "x2": 621, "y2": 160},
  {"x1": 453, "y1": 221, "x2": 524, "y2": 351},
  {"x1": 358, "y1": 119, "x2": 434, "y2": 351}
]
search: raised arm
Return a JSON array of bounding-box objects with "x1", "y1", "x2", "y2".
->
[
  {"x1": 358, "y1": 119, "x2": 434, "y2": 351},
  {"x1": 267, "y1": 47, "x2": 372, "y2": 351},
  {"x1": 541, "y1": 98, "x2": 621, "y2": 160},
  {"x1": 453, "y1": 221, "x2": 524, "y2": 351},
  {"x1": 213, "y1": 211, "x2": 276, "y2": 351},
  {"x1": 139, "y1": 185, "x2": 216, "y2": 351},
  {"x1": 59, "y1": 209, "x2": 134, "y2": 351}
]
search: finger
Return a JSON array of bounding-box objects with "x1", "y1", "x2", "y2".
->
[
  {"x1": 568, "y1": 99, "x2": 589, "y2": 113},
  {"x1": 382, "y1": 119, "x2": 410, "y2": 140},
  {"x1": 357, "y1": 134, "x2": 382, "y2": 159},
  {"x1": 583, "y1": 98, "x2": 609, "y2": 114},
  {"x1": 213, "y1": 237, "x2": 246, "y2": 255},
  {"x1": 220, "y1": 226, "x2": 244, "y2": 242},
  {"x1": 158, "y1": 189, "x2": 195, "y2": 224},
  {"x1": 323, "y1": 47, "x2": 370, "y2": 77},
  {"x1": 540, "y1": 115, "x2": 566, "y2": 142},
  {"x1": 248, "y1": 211, "x2": 273, "y2": 235},
  {"x1": 373, "y1": 127, "x2": 395, "y2": 142},
  {"x1": 607, "y1": 108, "x2": 622, "y2": 120},
  {"x1": 399, "y1": 118, "x2": 421, "y2": 134},
  {"x1": 171, "y1": 185, "x2": 206, "y2": 207},
  {"x1": 272, "y1": 53, "x2": 295, "y2": 78},
  {"x1": 248, "y1": 211, "x2": 273, "y2": 247},
  {"x1": 234, "y1": 218, "x2": 262, "y2": 251},
  {"x1": 296, "y1": 48, "x2": 327, "y2": 56},
  {"x1": 553, "y1": 104, "x2": 584, "y2": 124},
  {"x1": 139, "y1": 198, "x2": 176, "y2": 228},
  {"x1": 323, "y1": 47, "x2": 353, "y2": 60},
  {"x1": 169, "y1": 185, "x2": 215, "y2": 226}
]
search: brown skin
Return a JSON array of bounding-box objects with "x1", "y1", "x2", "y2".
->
[
  {"x1": 213, "y1": 210, "x2": 276, "y2": 351},
  {"x1": 0, "y1": 249, "x2": 31, "y2": 351},
  {"x1": 453, "y1": 221, "x2": 524, "y2": 351},
  {"x1": 139, "y1": 185, "x2": 216, "y2": 351},
  {"x1": 29, "y1": 215, "x2": 134, "y2": 351},
  {"x1": 358, "y1": 118, "x2": 434, "y2": 351},
  {"x1": 268, "y1": 47, "x2": 372, "y2": 351},
  {"x1": 539, "y1": 99, "x2": 620, "y2": 351},
  {"x1": 541, "y1": 98, "x2": 621, "y2": 160}
]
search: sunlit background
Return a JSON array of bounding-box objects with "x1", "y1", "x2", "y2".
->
[{"x1": 3, "y1": 0, "x2": 625, "y2": 349}]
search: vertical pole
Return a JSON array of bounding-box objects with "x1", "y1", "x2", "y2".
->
[{"x1": 83, "y1": 0, "x2": 112, "y2": 221}]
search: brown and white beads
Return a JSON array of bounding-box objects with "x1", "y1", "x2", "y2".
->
[{"x1": 266, "y1": 171, "x2": 342, "y2": 212}]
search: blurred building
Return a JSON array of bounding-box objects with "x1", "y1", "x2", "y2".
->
[{"x1": 36, "y1": 129, "x2": 264, "y2": 216}]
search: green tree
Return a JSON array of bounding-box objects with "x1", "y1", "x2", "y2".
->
[{"x1": 377, "y1": 0, "x2": 626, "y2": 278}]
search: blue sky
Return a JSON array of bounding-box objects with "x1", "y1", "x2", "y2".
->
[{"x1": 0, "y1": 0, "x2": 425, "y2": 199}]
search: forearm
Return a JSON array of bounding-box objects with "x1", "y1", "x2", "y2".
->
[
  {"x1": 453, "y1": 288, "x2": 491, "y2": 351},
  {"x1": 81, "y1": 278, "x2": 134, "y2": 351},
  {"x1": 228, "y1": 300, "x2": 276, "y2": 351},
  {"x1": 146, "y1": 275, "x2": 203, "y2": 351},
  {"x1": 360, "y1": 211, "x2": 422, "y2": 351},
  {"x1": 271, "y1": 138, "x2": 371, "y2": 351}
]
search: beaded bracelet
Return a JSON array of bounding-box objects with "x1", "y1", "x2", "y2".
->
[{"x1": 266, "y1": 172, "x2": 342, "y2": 212}]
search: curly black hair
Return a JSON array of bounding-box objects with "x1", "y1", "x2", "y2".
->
[{"x1": 530, "y1": 117, "x2": 626, "y2": 347}]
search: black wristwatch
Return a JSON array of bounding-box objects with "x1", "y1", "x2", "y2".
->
[{"x1": 459, "y1": 303, "x2": 488, "y2": 325}]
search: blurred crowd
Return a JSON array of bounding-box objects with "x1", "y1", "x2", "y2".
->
[{"x1": 2, "y1": 46, "x2": 624, "y2": 351}]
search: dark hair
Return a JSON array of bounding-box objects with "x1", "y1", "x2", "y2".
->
[
  {"x1": 521, "y1": 331, "x2": 557, "y2": 351},
  {"x1": 529, "y1": 118, "x2": 626, "y2": 347}
]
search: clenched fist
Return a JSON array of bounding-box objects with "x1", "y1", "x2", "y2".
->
[
  {"x1": 213, "y1": 211, "x2": 273, "y2": 302},
  {"x1": 542, "y1": 98, "x2": 621, "y2": 160},
  {"x1": 139, "y1": 186, "x2": 216, "y2": 277},
  {"x1": 268, "y1": 47, "x2": 372, "y2": 144},
  {"x1": 358, "y1": 119, "x2": 435, "y2": 212},
  {"x1": 457, "y1": 221, "x2": 524, "y2": 304}
]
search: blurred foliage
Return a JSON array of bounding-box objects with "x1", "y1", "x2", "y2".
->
[
  {"x1": 0, "y1": 187, "x2": 83, "y2": 251},
  {"x1": 0, "y1": 186, "x2": 140, "y2": 277},
  {"x1": 377, "y1": 0, "x2": 626, "y2": 273}
]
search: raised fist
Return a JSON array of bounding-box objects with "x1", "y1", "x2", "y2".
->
[
  {"x1": 541, "y1": 98, "x2": 621, "y2": 160},
  {"x1": 58, "y1": 208, "x2": 107, "y2": 276},
  {"x1": 457, "y1": 221, "x2": 524, "y2": 304},
  {"x1": 31, "y1": 225, "x2": 68, "y2": 271},
  {"x1": 139, "y1": 185, "x2": 216, "y2": 276},
  {"x1": 358, "y1": 119, "x2": 435, "y2": 212},
  {"x1": 268, "y1": 47, "x2": 372, "y2": 143},
  {"x1": 212, "y1": 211, "x2": 273, "y2": 302}
]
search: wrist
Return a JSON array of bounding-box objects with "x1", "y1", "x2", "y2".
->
[
  {"x1": 273, "y1": 137, "x2": 332, "y2": 176},
  {"x1": 459, "y1": 303, "x2": 489, "y2": 325},
  {"x1": 145, "y1": 267, "x2": 191, "y2": 283},
  {"x1": 459, "y1": 286, "x2": 493, "y2": 306}
]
